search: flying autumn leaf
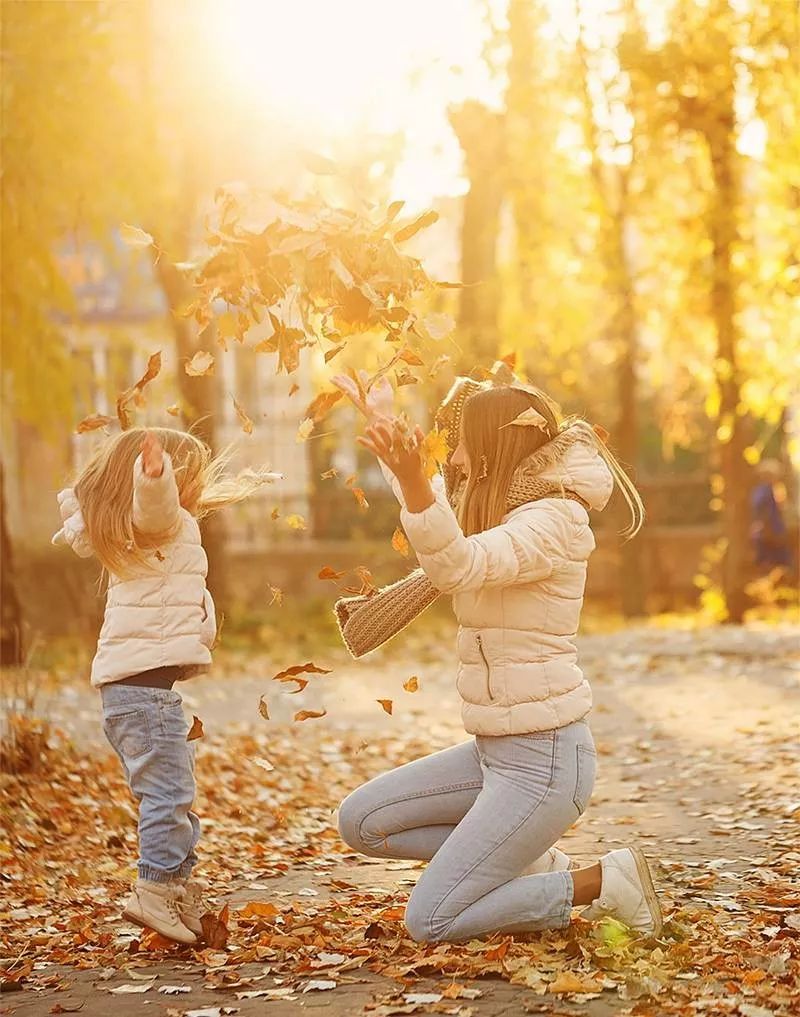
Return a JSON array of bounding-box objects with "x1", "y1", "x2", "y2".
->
[
  {"x1": 233, "y1": 396, "x2": 254, "y2": 434},
  {"x1": 289, "y1": 382, "x2": 300, "y2": 396},
  {"x1": 403, "y1": 676, "x2": 419, "y2": 692},
  {"x1": 186, "y1": 715, "x2": 204, "y2": 742},
  {"x1": 272, "y1": 662, "x2": 332, "y2": 683},
  {"x1": 286, "y1": 678, "x2": 309, "y2": 693},
  {"x1": 305, "y1": 389, "x2": 343, "y2": 423},
  {"x1": 185, "y1": 351, "x2": 215, "y2": 376},
  {"x1": 318, "y1": 566, "x2": 346, "y2": 581},
  {"x1": 351, "y1": 487, "x2": 369, "y2": 510},
  {"x1": 397, "y1": 347, "x2": 424, "y2": 366},
  {"x1": 76, "y1": 414, "x2": 115, "y2": 434},
  {"x1": 324, "y1": 343, "x2": 347, "y2": 363},
  {"x1": 285, "y1": 514, "x2": 306, "y2": 531},
  {"x1": 258, "y1": 696, "x2": 270, "y2": 720},
  {"x1": 394, "y1": 209, "x2": 439, "y2": 244},
  {"x1": 391, "y1": 527, "x2": 410, "y2": 557},
  {"x1": 166, "y1": 403, "x2": 181, "y2": 417},
  {"x1": 296, "y1": 418, "x2": 314, "y2": 442},
  {"x1": 271, "y1": 507, "x2": 281, "y2": 520},
  {"x1": 502, "y1": 406, "x2": 549, "y2": 431},
  {"x1": 268, "y1": 585, "x2": 283, "y2": 606},
  {"x1": 320, "y1": 468, "x2": 338, "y2": 479},
  {"x1": 116, "y1": 351, "x2": 162, "y2": 430},
  {"x1": 376, "y1": 699, "x2": 393, "y2": 715},
  {"x1": 294, "y1": 710, "x2": 327, "y2": 722},
  {"x1": 422, "y1": 427, "x2": 450, "y2": 479},
  {"x1": 120, "y1": 223, "x2": 154, "y2": 247}
]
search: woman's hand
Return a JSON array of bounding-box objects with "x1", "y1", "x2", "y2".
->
[
  {"x1": 332, "y1": 370, "x2": 394, "y2": 422},
  {"x1": 358, "y1": 418, "x2": 435, "y2": 514},
  {"x1": 141, "y1": 432, "x2": 165, "y2": 478}
]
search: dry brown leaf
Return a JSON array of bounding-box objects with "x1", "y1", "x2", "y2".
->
[
  {"x1": 397, "y1": 347, "x2": 424, "y2": 366},
  {"x1": 548, "y1": 972, "x2": 604, "y2": 995},
  {"x1": 186, "y1": 715, "x2": 204, "y2": 742},
  {"x1": 76, "y1": 414, "x2": 115, "y2": 434},
  {"x1": 271, "y1": 507, "x2": 281, "y2": 520},
  {"x1": 403, "y1": 676, "x2": 419, "y2": 692},
  {"x1": 200, "y1": 904, "x2": 229, "y2": 950},
  {"x1": 238, "y1": 901, "x2": 279, "y2": 919},
  {"x1": 233, "y1": 396, "x2": 254, "y2": 434},
  {"x1": 285, "y1": 514, "x2": 306, "y2": 531},
  {"x1": 318, "y1": 566, "x2": 347, "y2": 581},
  {"x1": 272, "y1": 662, "x2": 332, "y2": 683},
  {"x1": 289, "y1": 382, "x2": 300, "y2": 396},
  {"x1": 305, "y1": 389, "x2": 343, "y2": 423},
  {"x1": 391, "y1": 527, "x2": 410, "y2": 557},
  {"x1": 376, "y1": 699, "x2": 393, "y2": 715},
  {"x1": 321, "y1": 468, "x2": 338, "y2": 479},
  {"x1": 296, "y1": 418, "x2": 314, "y2": 442},
  {"x1": 116, "y1": 351, "x2": 162, "y2": 430},
  {"x1": 185, "y1": 351, "x2": 215, "y2": 377},
  {"x1": 258, "y1": 696, "x2": 270, "y2": 720},
  {"x1": 351, "y1": 487, "x2": 369, "y2": 510},
  {"x1": 294, "y1": 709, "x2": 327, "y2": 723},
  {"x1": 166, "y1": 403, "x2": 181, "y2": 417},
  {"x1": 269, "y1": 585, "x2": 283, "y2": 606}
]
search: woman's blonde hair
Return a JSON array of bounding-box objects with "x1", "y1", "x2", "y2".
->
[
  {"x1": 457, "y1": 387, "x2": 644, "y2": 539},
  {"x1": 73, "y1": 427, "x2": 269, "y2": 576}
]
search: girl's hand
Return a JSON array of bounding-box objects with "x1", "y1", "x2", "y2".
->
[
  {"x1": 332, "y1": 370, "x2": 395, "y2": 422},
  {"x1": 141, "y1": 432, "x2": 164, "y2": 478},
  {"x1": 359, "y1": 418, "x2": 435, "y2": 514}
]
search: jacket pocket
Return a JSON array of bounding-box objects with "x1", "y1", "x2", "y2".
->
[
  {"x1": 103, "y1": 709, "x2": 152, "y2": 762},
  {"x1": 476, "y1": 633, "x2": 493, "y2": 701},
  {"x1": 572, "y1": 743, "x2": 597, "y2": 815}
]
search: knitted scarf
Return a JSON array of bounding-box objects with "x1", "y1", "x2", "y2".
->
[{"x1": 334, "y1": 394, "x2": 596, "y2": 658}]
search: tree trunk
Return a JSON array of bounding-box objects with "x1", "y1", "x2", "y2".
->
[
  {"x1": 0, "y1": 460, "x2": 24, "y2": 666},
  {"x1": 705, "y1": 113, "x2": 751, "y2": 623},
  {"x1": 449, "y1": 101, "x2": 506, "y2": 370}
]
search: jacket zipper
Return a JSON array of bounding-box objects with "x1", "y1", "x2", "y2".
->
[{"x1": 476, "y1": 634, "x2": 493, "y2": 701}]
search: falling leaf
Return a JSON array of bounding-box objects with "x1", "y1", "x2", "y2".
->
[
  {"x1": 166, "y1": 403, "x2": 181, "y2": 417},
  {"x1": 428, "y1": 354, "x2": 451, "y2": 378},
  {"x1": 391, "y1": 527, "x2": 410, "y2": 557},
  {"x1": 296, "y1": 418, "x2": 314, "y2": 442},
  {"x1": 502, "y1": 406, "x2": 549, "y2": 431},
  {"x1": 305, "y1": 389, "x2": 343, "y2": 423},
  {"x1": 394, "y1": 209, "x2": 439, "y2": 243},
  {"x1": 403, "y1": 676, "x2": 419, "y2": 692},
  {"x1": 268, "y1": 585, "x2": 283, "y2": 606},
  {"x1": 294, "y1": 710, "x2": 327, "y2": 722},
  {"x1": 233, "y1": 397, "x2": 253, "y2": 434},
  {"x1": 324, "y1": 343, "x2": 347, "y2": 363},
  {"x1": 286, "y1": 678, "x2": 309, "y2": 693},
  {"x1": 289, "y1": 383, "x2": 300, "y2": 396},
  {"x1": 398, "y1": 347, "x2": 424, "y2": 366},
  {"x1": 119, "y1": 223, "x2": 154, "y2": 247},
  {"x1": 285, "y1": 514, "x2": 306, "y2": 531},
  {"x1": 321, "y1": 468, "x2": 338, "y2": 479},
  {"x1": 116, "y1": 351, "x2": 162, "y2": 430},
  {"x1": 395, "y1": 369, "x2": 418, "y2": 387},
  {"x1": 271, "y1": 507, "x2": 281, "y2": 520},
  {"x1": 200, "y1": 905, "x2": 229, "y2": 950},
  {"x1": 352, "y1": 487, "x2": 369, "y2": 510},
  {"x1": 185, "y1": 351, "x2": 215, "y2": 377},
  {"x1": 272, "y1": 662, "x2": 332, "y2": 682},
  {"x1": 251, "y1": 757, "x2": 275, "y2": 772},
  {"x1": 76, "y1": 414, "x2": 115, "y2": 434},
  {"x1": 258, "y1": 696, "x2": 270, "y2": 720},
  {"x1": 318, "y1": 566, "x2": 346, "y2": 581},
  {"x1": 186, "y1": 715, "x2": 204, "y2": 742},
  {"x1": 422, "y1": 427, "x2": 449, "y2": 479},
  {"x1": 385, "y1": 199, "x2": 405, "y2": 223},
  {"x1": 376, "y1": 699, "x2": 393, "y2": 715}
]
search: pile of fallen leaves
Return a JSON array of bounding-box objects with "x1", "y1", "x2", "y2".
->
[{"x1": 2, "y1": 702, "x2": 799, "y2": 1016}]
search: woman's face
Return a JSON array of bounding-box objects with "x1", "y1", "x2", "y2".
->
[{"x1": 450, "y1": 440, "x2": 471, "y2": 478}]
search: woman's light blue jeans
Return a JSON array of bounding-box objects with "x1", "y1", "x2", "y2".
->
[
  {"x1": 100, "y1": 684, "x2": 200, "y2": 883},
  {"x1": 338, "y1": 720, "x2": 596, "y2": 942}
]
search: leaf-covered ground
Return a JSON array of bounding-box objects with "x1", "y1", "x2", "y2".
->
[{"x1": 2, "y1": 623, "x2": 799, "y2": 1017}]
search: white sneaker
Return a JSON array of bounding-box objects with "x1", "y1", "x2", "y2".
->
[
  {"x1": 581, "y1": 848, "x2": 663, "y2": 936},
  {"x1": 122, "y1": 880, "x2": 197, "y2": 945},
  {"x1": 527, "y1": 847, "x2": 575, "y2": 875},
  {"x1": 177, "y1": 880, "x2": 209, "y2": 937}
]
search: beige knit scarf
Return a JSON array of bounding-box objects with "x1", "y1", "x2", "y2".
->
[{"x1": 335, "y1": 423, "x2": 594, "y2": 658}]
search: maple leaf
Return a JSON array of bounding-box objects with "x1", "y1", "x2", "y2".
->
[
  {"x1": 318, "y1": 566, "x2": 346, "y2": 581},
  {"x1": 233, "y1": 397, "x2": 254, "y2": 434},
  {"x1": 186, "y1": 715, "x2": 204, "y2": 742},
  {"x1": 391, "y1": 527, "x2": 410, "y2": 557},
  {"x1": 403, "y1": 676, "x2": 419, "y2": 692},
  {"x1": 185, "y1": 351, "x2": 215, "y2": 376},
  {"x1": 285, "y1": 514, "x2": 306, "y2": 531},
  {"x1": 258, "y1": 696, "x2": 270, "y2": 720},
  {"x1": 376, "y1": 699, "x2": 393, "y2": 715},
  {"x1": 296, "y1": 418, "x2": 314, "y2": 442},
  {"x1": 76, "y1": 413, "x2": 115, "y2": 434},
  {"x1": 294, "y1": 709, "x2": 327, "y2": 722}
]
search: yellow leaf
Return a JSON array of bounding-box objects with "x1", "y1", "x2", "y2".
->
[
  {"x1": 268, "y1": 585, "x2": 283, "y2": 605},
  {"x1": 376, "y1": 699, "x2": 393, "y2": 715},
  {"x1": 217, "y1": 311, "x2": 238, "y2": 339},
  {"x1": 186, "y1": 715, "x2": 204, "y2": 741},
  {"x1": 76, "y1": 414, "x2": 114, "y2": 434},
  {"x1": 233, "y1": 396, "x2": 254, "y2": 434},
  {"x1": 271, "y1": 507, "x2": 280, "y2": 520},
  {"x1": 743, "y1": 446, "x2": 761, "y2": 465},
  {"x1": 422, "y1": 427, "x2": 449, "y2": 480},
  {"x1": 403, "y1": 676, "x2": 419, "y2": 692},
  {"x1": 391, "y1": 527, "x2": 410, "y2": 557},
  {"x1": 166, "y1": 403, "x2": 181, "y2": 417},
  {"x1": 352, "y1": 487, "x2": 369, "y2": 510},
  {"x1": 120, "y1": 223, "x2": 154, "y2": 247},
  {"x1": 394, "y1": 209, "x2": 439, "y2": 243},
  {"x1": 286, "y1": 514, "x2": 306, "y2": 531},
  {"x1": 321, "y1": 468, "x2": 338, "y2": 479},
  {"x1": 185, "y1": 351, "x2": 215, "y2": 376},
  {"x1": 548, "y1": 972, "x2": 603, "y2": 995},
  {"x1": 296, "y1": 418, "x2": 314, "y2": 442}
]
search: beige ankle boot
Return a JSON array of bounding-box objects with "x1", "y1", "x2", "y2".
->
[
  {"x1": 176, "y1": 879, "x2": 209, "y2": 937},
  {"x1": 123, "y1": 879, "x2": 197, "y2": 945}
]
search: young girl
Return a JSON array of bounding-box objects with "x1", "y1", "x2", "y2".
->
[
  {"x1": 53, "y1": 427, "x2": 275, "y2": 945},
  {"x1": 335, "y1": 377, "x2": 663, "y2": 943}
]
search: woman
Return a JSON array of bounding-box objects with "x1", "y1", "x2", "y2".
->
[{"x1": 333, "y1": 372, "x2": 662, "y2": 943}]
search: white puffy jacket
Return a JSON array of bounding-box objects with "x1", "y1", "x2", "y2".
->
[
  {"x1": 386, "y1": 441, "x2": 614, "y2": 736},
  {"x1": 53, "y1": 454, "x2": 216, "y2": 687}
]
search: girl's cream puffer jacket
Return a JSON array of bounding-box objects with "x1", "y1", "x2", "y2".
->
[
  {"x1": 53, "y1": 454, "x2": 216, "y2": 687},
  {"x1": 392, "y1": 441, "x2": 614, "y2": 736}
]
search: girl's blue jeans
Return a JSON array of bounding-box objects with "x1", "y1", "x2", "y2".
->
[{"x1": 100, "y1": 683, "x2": 200, "y2": 883}]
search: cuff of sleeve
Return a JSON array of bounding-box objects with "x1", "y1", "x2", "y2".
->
[{"x1": 400, "y1": 478, "x2": 459, "y2": 557}]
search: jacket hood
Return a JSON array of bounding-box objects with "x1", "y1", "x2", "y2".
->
[{"x1": 524, "y1": 424, "x2": 615, "y2": 512}]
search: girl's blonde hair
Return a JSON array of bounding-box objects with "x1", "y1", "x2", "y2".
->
[
  {"x1": 457, "y1": 387, "x2": 644, "y2": 539},
  {"x1": 74, "y1": 427, "x2": 269, "y2": 576}
]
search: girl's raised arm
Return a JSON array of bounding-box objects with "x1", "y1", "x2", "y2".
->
[{"x1": 133, "y1": 432, "x2": 181, "y2": 534}]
